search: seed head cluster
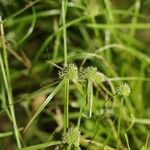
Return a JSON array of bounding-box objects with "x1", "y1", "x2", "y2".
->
[
  {"x1": 116, "y1": 83, "x2": 131, "y2": 97},
  {"x1": 62, "y1": 127, "x2": 81, "y2": 146},
  {"x1": 59, "y1": 64, "x2": 78, "y2": 83},
  {"x1": 83, "y1": 66, "x2": 97, "y2": 82}
]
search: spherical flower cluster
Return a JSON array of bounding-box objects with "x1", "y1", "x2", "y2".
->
[
  {"x1": 62, "y1": 127, "x2": 81, "y2": 147},
  {"x1": 116, "y1": 83, "x2": 131, "y2": 97},
  {"x1": 80, "y1": 66, "x2": 97, "y2": 82},
  {"x1": 59, "y1": 64, "x2": 78, "y2": 83}
]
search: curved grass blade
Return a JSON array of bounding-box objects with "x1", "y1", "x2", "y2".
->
[
  {"x1": 18, "y1": 7, "x2": 36, "y2": 45},
  {"x1": 95, "y1": 44, "x2": 150, "y2": 64},
  {"x1": 23, "y1": 79, "x2": 66, "y2": 132}
]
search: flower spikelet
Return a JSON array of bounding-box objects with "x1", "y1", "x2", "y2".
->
[
  {"x1": 81, "y1": 67, "x2": 97, "y2": 82},
  {"x1": 59, "y1": 64, "x2": 78, "y2": 82},
  {"x1": 62, "y1": 127, "x2": 81, "y2": 146},
  {"x1": 116, "y1": 83, "x2": 131, "y2": 97}
]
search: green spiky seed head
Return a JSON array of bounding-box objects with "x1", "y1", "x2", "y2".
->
[
  {"x1": 116, "y1": 83, "x2": 131, "y2": 97},
  {"x1": 59, "y1": 64, "x2": 78, "y2": 83},
  {"x1": 62, "y1": 127, "x2": 81, "y2": 147},
  {"x1": 84, "y1": 66, "x2": 97, "y2": 82}
]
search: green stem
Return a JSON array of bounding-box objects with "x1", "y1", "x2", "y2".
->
[
  {"x1": 62, "y1": 0, "x2": 68, "y2": 66},
  {"x1": 67, "y1": 143, "x2": 72, "y2": 150},
  {"x1": 117, "y1": 97, "x2": 124, "y2": 150},
  {"x1": 62, "y1": 0, "x2": 69, "y2": 134},
  {"x1": 64, "y1": 79, "x2": 69, "y2": 133},
  {"x1": 0, "y1": 16, "x2": 22, "y2": 148}
]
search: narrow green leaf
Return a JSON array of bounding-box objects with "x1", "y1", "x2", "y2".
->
[
  {"x1": 18, "y1": 7, "x2": 36, "y2": 45},
  {"x1": 20, "y1": 141, "x2": 62, "y2": 150},
  {"x1": 24, "y1": 79, "x2": 66, "y2": 132}
]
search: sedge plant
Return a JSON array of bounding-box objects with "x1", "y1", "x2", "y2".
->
[{"x1": 0, "y1": 0, "x2": 150, "y2": 149}]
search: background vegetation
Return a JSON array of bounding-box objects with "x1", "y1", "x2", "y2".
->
[{"x1": 0, "y1": 0, "x2": 150, "y2": 149}]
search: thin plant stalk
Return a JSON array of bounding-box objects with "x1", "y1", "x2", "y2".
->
[
  {"x1": 62, "y1": 0, "x2": 68, "y2": 66},
  {"x1": 64, "y1": 79, "x2": 69, "y2": 133},
  {"x1": 62, "y1": 0, "x2": 70, "y2": 136},
  {"x1": 67, "y1": 143, "x2": 72, "y2": 150},
  {"x1": 0, "y1": 16, "x2": 22, "y2": 148},
  {"x1": 117, "y1": 97, "x2": 124, "y2": 150}
]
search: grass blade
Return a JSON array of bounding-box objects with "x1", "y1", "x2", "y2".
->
[
  {"x1": 24, "y1": 79, "x2": 66, "y2": 132},
  {"x1": 0, "y1": 16, "x2": 22, "y2": 148},
  {"x1": 18, "y1": 7, "x2": 36, "y2": 45},
  {"x1": 20, "y1": 141, "x2": 62, "y2": 150}
]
